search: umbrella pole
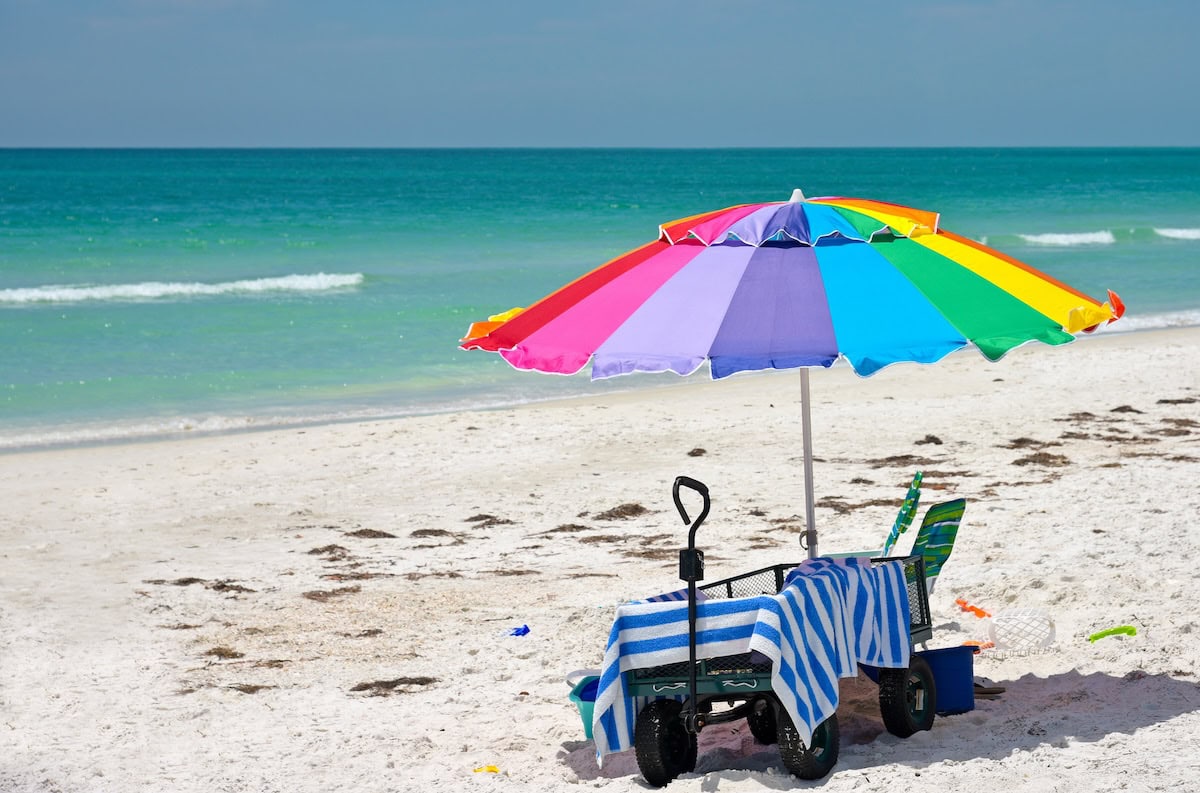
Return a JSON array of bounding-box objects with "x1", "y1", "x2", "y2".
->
[{"x1": 800, "y1": 369, "x2": 818, "y2": 559}]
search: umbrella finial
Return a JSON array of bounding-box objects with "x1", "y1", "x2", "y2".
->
[{"x1": 789, "y1": 188, "x2": 806, "y2": 203}]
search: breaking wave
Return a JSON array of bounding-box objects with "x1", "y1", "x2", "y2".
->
[
  {"x1": 0, "y1": 272, "x2": 364, "y2": 305},
  {"x1": 1154, "y1": 228, "x2": 1200, "y2": 241},
  {"x1": 1105, "y1": 308, "x2": 1200, "y2": 333},
  {"x1": 1018, "y1": 231, "x2": 1116, "y2": 246}
]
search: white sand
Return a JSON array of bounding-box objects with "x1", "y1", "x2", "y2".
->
[{"x1": 3, "y1": 327, "x2": 1199, "y2": 792}]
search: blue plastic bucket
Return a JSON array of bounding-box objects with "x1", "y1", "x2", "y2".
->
[
  {"x1": 569, "y1": 675, "x2": 600, "y2": 740},
  {"x1": 917, "y1": 645, "x2": 975, "y2": 715}
]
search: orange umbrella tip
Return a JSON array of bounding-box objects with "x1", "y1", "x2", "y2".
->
[
  {"x1": 1107, "y1": 289, "x2": 1126, "y2": 320},
  {"x1": 460, "y1": 322, "x2": 494, "y2": 344},
  {"x1": 460, "y1": 307, "x2": 526, "y2": 344}
]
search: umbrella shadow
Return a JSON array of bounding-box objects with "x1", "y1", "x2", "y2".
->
[{"x1": 557, "y1": 668, "x2": 1200, "y2": 784}]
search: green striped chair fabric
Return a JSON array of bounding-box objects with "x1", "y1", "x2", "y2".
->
[{"x1": 910, "y1": 498, "x2": 967, "y2": 593}]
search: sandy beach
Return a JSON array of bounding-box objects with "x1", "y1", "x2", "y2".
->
[{"x1": 3, "y1": 326, "x2": 1199, "y2": 793}]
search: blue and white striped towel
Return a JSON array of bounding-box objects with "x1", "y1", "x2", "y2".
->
[
  {"x1": 591, "y1": 557, "x2": 911, "y2": 763},
  {"x1": 642, "y1": 586, "x2": 708, "y2": 604}
]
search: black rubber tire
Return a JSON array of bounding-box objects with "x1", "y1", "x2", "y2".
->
[
  {"x1": 746, "y1": 699, "x2": 778, "y2": 745},
  {"x1": 634, "y1": 699, "x2": 698, "y2": 788},
  {"x1": 777, "y1": 708, "x2": 840, "y2": 780},
  {"x1": 878, "y1": 655, "x2": 938, "y2": 738}
]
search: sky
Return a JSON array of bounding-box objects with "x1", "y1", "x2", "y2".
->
[{"x1": 1, "y1": 0, "x2": 1198, "y2": 148}]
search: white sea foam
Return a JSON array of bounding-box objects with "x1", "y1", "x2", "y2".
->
[
  {"x1": 0, "y1": 409, "x2": 391, "y2": 451},
  {"x1": 0, "y1": 415, "x2": 273, "y2": 450},
  {"x1": 0, "y1": 388, "x2": 591, "y2": 451},
  {"x1": 0, "y1": 272, "x2": 364, "y2": 305},
  {"x1": 1154, "y1": 228, "x2": 1200, "y2": 241},
  {"x1": 1018, "y1": 231, "x2": 1116, "y2": 246},
  {"x1": 1103, "y1": 308, "x2": 1200, "y2": 333}
]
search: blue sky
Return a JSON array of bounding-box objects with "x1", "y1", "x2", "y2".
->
[{"x1": 2, "y1": 0, "x2": 1197, "y2": 147}]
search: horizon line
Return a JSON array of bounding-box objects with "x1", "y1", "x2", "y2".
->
[{"x1": 4, "y1": 144, "x2": 1199, "y2": 152}]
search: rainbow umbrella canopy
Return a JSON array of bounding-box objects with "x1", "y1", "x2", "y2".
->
[{"x1": 461, "y1": 189, "x2": 1124, "y2": 556}]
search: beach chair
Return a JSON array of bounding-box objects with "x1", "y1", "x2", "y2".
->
[
  {"x1": 880, "y1": 472, "x2": 923, "y2": 557},
  {"x1": 909, "y1": 498, "x2": 966, "y2": 594}
]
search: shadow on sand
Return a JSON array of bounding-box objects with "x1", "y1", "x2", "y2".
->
[{"x1": 557, "y1": 667, "x2": 1200, "y2": 786}]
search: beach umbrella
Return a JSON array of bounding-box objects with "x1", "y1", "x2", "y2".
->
[{"x1": 460, "y1": 189, "x2": 1124, "y2": 558}]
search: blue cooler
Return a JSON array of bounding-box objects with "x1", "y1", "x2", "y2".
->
[{"x1": 917, "y1": 645, "x2": 975, "y2": 715}]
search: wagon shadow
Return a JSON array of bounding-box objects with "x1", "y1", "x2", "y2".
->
[
  {"x1": 859, "y1": 668, "x2": 1200, "y2": 767},
  {"x1": 557, "y1": 668, "x2": 1200, "y2": 784}
]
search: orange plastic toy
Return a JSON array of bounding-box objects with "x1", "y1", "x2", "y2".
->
[{"x1": 956, "y1": 598, "x2": 991, "y2": 619}]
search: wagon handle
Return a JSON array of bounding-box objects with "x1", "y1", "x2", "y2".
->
[
  {"x1": 672, "y1": 475, "x2": 710, "y2": 531},
  {"x1": 673, "y1": 475, "x2": 710, "y2": 735},
  {"x1": 674, "y1": 475, "x2": 709, "y2": 581}
]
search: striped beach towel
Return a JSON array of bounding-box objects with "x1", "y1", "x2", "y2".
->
[
  {"x1": 642, "y1": 586, "x2": 708, "y2": 604},
  {"x1": 591, "y1": 557, "x2": 911, "y2": 763}
]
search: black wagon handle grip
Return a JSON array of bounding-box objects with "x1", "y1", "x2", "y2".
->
[{"x1": 672, "y1": 476, "x2": 710, "y2": 527}]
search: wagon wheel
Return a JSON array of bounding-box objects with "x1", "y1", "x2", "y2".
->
[
  {"x1": 878, "y1": 654, "x2": 938, "y2": 737},
  {"x1": 777, "y1": 708, "x2": 840, "y2": 780},
  {"x1": 634, "y1": 699, "x2": 698, "y2": 788},
  {"x1": 745, "y1": 697, "x2": 778, "y2": 745}
]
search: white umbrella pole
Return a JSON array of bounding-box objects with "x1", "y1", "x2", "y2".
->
[{"x1": 800, "y1": 368, "x2": 818, "y2": 559}]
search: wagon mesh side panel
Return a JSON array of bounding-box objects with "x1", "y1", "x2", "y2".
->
[
  {"x1": 698, "y1": 563, "x2": 798, "y2": 600},
  {"x1": 904, "y1": 557, "x2": 931, "y2": 633}
]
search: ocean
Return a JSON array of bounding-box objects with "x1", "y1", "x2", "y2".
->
[{"x1": 2, "y1": 148, "x2": 1198, "y2": 450}]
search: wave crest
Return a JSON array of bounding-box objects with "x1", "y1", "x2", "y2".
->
[
  {"x1": 0, "y1": 272, "x2": 364, "y2": 305},
  {"x1": 1154, "y1": 228, "x2": 1200, "y2": 241},
  {"x1": 1105, "y1": 308, "x2": 1200, "y2": 333},
  {"x1": 1018, "y1": 231, "x2": 1116, "y2": 246}
]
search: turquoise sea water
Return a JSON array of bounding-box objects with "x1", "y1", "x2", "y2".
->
[{"x1": 2, "y1": 148, "x2": 1198, "y2": 449}]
